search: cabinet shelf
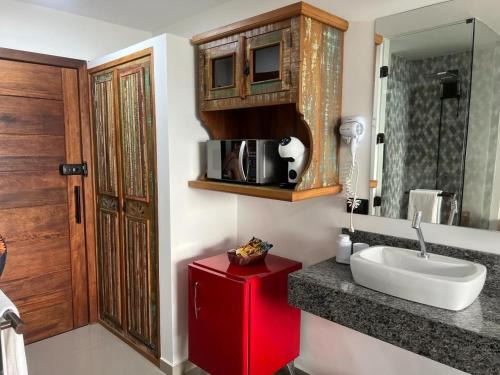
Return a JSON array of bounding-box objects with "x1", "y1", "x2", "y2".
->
[{"x1": 188, "y1": 179, "x2": 341, "y2": 201}]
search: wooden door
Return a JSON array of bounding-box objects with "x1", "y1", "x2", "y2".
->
[
  {"x1": 188, "y1": 265, "x2": 249, "y2": 375},
  {"x1": 201, "y1": 39, "x2": 243, "y2": 100},
  {"x1": 118, "y1": 61, "x2": 158, "y2": 354},
  {"x1": 245, "y1": 28, "x2": 292, "y2": 96},
  {"x1": 90, "y1": 52, "x2": 159, "y2": 361},
  {"x1": 0, "y1": 56, "x2": 89, "y2": 343}
]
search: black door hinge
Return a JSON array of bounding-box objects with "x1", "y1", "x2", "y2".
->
[
  {"x1": 376, "y1": 133, "x2": 385, "y2": 144},
  {"x1": 60, "y1": 162, "x2": 88, "y2": 176},
  {"x1": 380, "y1": 66, "x2": 389, "y2": 78}
]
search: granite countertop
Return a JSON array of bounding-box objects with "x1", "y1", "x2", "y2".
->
[{"x1": 288, "y1": 230, "x2": 500, "y2": 375}]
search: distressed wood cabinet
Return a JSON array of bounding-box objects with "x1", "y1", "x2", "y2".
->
[
  {"x1": 190, "y1": 2, "x2": 348, "y2": 201},
  {"x1": 89, "y1": 51, "x2": 159, "y2": 362}
]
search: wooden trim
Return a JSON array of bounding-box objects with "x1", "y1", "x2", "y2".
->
[
  {"x1": 0, "y1": 47, "x2": 84, "y2": 68},
  {"x1": 301, "y1": 2, "x2": 348, "y2": 31},
  {"x1": 87, "y1": 48, "x2": 153, "y2": 74},
  {"x1": 147, "y1": 48, "x2": 162, "y2": 364},
  {"x1": 191, "y1": 1, "x2": 349, "y2": 45},
  {"x1": 369, "y1": 179, "x2": 378, "y2": 189},
  {"x1": 79, "y1": 64, "x2": 98, "y2": 323},
  {"x1": 238, "y1": 35, "x2": 247, "y2": 99},
  {"x1": 188, "y1": 180, "x2": 341, "y2": 201},
  {"x1": 62, "y1": 68, "x2": 89, "y2": 328},
  {"x1": 374, "y1": 33, "x2": 384, "y2": 45},
  {"x1": 112, "y1": 66, "x2": 127, "y2": 339}
]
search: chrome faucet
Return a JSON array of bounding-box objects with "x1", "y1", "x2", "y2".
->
[{"x1": 412, "y1": 211, "x2": 429, "y2": 259}]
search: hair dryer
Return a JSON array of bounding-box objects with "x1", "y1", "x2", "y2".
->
[{"x1": 339, "y1": 117, "x2": 365, "y2": 161}]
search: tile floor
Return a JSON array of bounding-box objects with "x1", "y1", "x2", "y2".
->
[
  {"x1": 26, "y1": 324, "x2": 164, "y2": 375},
  {"x1": 26, "y1": 324, "x2": 305, "y2": 375}
]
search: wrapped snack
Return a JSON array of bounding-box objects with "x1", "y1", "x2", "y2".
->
[{"x1": 228, "y1": 237, "x2": 273, "y2": 266}]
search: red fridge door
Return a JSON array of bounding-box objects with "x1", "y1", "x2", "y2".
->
[
  {"x1": 248, "y1": 272, "x2": 301, "y2": 375},
  {"x1": 188, "y1": 265, "x2": 250, "y2": 375}
]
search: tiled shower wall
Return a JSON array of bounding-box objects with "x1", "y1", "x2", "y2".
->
[
  {"x1": 380, "y1": 55, "x2": 411, "y2": 219},
  {"x1": 381, "y1": 51, "x2": 472, "y2": 222}
]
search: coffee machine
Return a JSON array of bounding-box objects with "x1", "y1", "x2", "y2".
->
[{"x1": 278, "y1": 137, "x2": 309, "y2": 185}]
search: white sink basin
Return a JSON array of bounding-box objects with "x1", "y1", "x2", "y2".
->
[{"x1": 350, "y1": 246, "x2": 487, "y2": 311}]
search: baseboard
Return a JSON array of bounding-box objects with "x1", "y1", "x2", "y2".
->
[
  {"x1": 160, "y1": 358, "x2": 309, "y2": 375},
  {"x1": 160, "y1": 358, "x2": 197, "y2": 375}
]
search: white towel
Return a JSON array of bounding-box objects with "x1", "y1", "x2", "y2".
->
[
  {"x1": 407, "y1": 189, "x2": 443, "y2": 224},
  {"x1": 0, "y1": 290, "x2": 28, "y2": 375}
]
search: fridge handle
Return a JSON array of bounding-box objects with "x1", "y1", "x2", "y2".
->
[{"x1": 194, "y1": 281, "x2": 200, "y2": 319}]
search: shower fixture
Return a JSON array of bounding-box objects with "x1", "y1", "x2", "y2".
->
[{"x1": 425, "y1": 69, "x2": 461, "y2": 99}]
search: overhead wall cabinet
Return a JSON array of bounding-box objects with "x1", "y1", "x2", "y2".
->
[
  {"x1": 89, "y1": 50, "x2": 159, "y2": 363},
  {"x1": 189, "y1": 1, "x2": 348, "y2": 201}
]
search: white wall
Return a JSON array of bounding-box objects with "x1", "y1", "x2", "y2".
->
[
  {"x1": 164, "y1": 34, "x2": 238, "y2": 365},
  {"x1": 160, "y1": 0, "x2": 500, "y2": 374},
  {"x1": 0, "y1": 0, "x2": 151, "y2": 60},
  {"x1": 88, "y1": 35, "x2": 238, "y2": 367}
]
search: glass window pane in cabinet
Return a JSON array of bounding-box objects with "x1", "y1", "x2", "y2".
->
[
  {"x1": 253, "y1": 44, "x2": 280, "y2": 82},
  {"x1": 212, "y1": 55, "x2": 234, "y2": 89}
]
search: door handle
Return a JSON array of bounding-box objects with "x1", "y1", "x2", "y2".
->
[
  {"x1": 194, "y1": 281, "x2": 200, "y2": 319},
  {"x1": 74, "y1": 186, "x2": 82, "y2": 224},
  {"x1": 238, "y1": 141, "x2": 247, "y2": 181}
]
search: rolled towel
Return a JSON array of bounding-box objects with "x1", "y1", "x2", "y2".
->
[
  {"x1": 407, "y1": 189, "x2": 443, "y2": 224},
  {"x1": 0, "y1": 290, "x2": 28, "y2": 375}
]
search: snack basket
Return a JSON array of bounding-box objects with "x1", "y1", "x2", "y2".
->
[
  {"x1": 227, "y1": 249, "x2": 268, "y2": 266},
  {"x1": 227, "y1": 237, "x2": 273, "y2": 266}
]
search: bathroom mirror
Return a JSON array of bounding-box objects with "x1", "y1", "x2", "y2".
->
[{"x1": 371, "y1": 0, "x2": 500, "y2": 231}]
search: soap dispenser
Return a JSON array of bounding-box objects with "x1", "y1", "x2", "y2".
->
[{"x1": 336, "y1": 234, "x2": 352, "y2": 264}]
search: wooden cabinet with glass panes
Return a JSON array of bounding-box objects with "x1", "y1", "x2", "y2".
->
[
  {"x1": 197, "y1": 19, "x2": 297, "y2": 110},
  {"x1": 190, "y1": 2, "x2": 349, "y2": 201}
]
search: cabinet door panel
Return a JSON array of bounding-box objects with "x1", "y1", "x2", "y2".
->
[
  {"x1": 118, "y1": 60, "x2": 158, "y2": 354},
  {"x1": 246, "y1": 28, "x2": 292, "y2": 96},
  {"x1": 97, "y1": 206, "x2": 122, "y2": 327},
  {"x1": 124, "y1": 215, "x2": 156, "y2": 349},
  {"x1": 202, "y1": 40, "x2": 242, "y2": 100},
  {"x1": 92, "y1": 72, "x2": 123, "y2": 329},
  {"x1": 119, "y1": 66, "x2": 149, "y2": 202},
  {"x1": 189, "y1": 266, "x2": 249, "y2": 375},
  {"x1": 93, "y1": 73, "x2": 118, "y2": 197}
]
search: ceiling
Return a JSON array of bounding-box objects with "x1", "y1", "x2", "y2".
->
[
  {"x1": 377, "y1": 0, "x2": 500, "y2": 37},
  {"x1": 378, "y1": 0, "x2": 500, "y2": 61},
  {"x1": 14, "y1": 0, "x2": 449, "y2": 33},
  {"x1": 13, "y1": 0, "x2": 500, "y2": 36},
  {"x1": 389, "y1": 22, "x2": 474, "y2": 60},
  {"x1": 15, "y1": 0, "x2": 233, "y2": 32}
]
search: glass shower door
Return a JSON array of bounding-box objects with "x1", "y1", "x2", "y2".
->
[{"x1": 462, "y1": 20, "x2": 500, "y2": 230}]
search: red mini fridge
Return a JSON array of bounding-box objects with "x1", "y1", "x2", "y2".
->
[{"x1": 188, "y1": 253, "x2": 302, "y2": 375}]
